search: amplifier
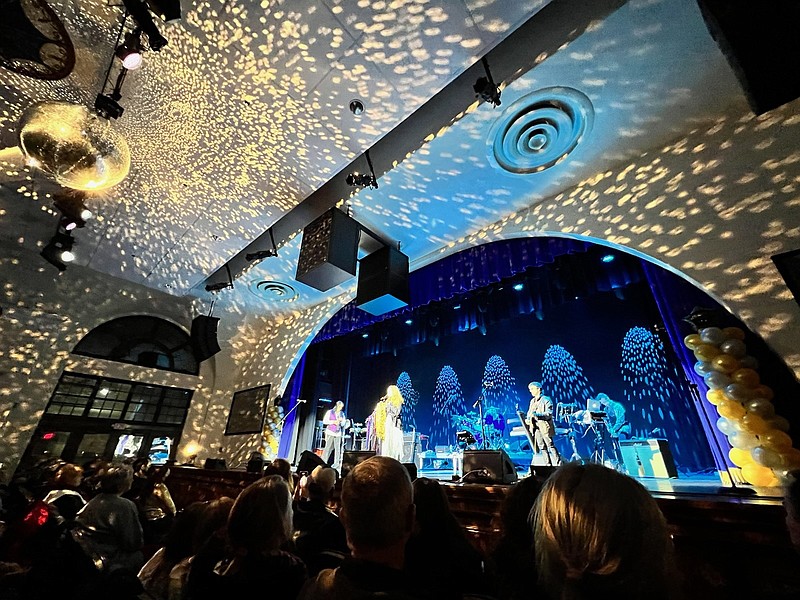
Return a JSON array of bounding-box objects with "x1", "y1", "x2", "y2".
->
[{"x1": 619, "y1": 438, "x2": 677, "y2": 478}]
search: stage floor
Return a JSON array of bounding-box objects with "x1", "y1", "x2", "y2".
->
[{"x1": 417, "y1": 462, "x2": 784, "y2": 502}]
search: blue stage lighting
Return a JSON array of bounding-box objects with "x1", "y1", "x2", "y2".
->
[
  {"x1": 361, "y1": 332, "x2": 369, "y2": 338},
  {"x1": 405, "y1": 319, "x2": 413, "y2": 325},
  {"x1": 601, "y1": 254, "x2": 615, "y2": 263},
  {"x1": 513, "y1": 282, "x2": 524, "y2": 291}
]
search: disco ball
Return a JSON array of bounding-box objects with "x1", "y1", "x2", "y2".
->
[{"x1": 17, "y1": 101, "x2": 130, "y2": 191}]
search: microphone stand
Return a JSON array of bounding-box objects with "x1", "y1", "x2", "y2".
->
[
  {"x1": 279, "y1": 400, "x2": 305, "y2": 427},
  {"x1": 473, "y1": 390, "x2": 487, "y2": 450}
]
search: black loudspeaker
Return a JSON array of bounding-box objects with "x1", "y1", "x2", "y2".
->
[
  {"x1": 772, "y1": 249, "x2": 800, "y2": 308},
  {"x1": 203, "y1": 458, "x2": 227, "y2": 470},
  {"x1": 355, "y1": 245, "x2": 410, "y2": 316},
  {"x1": 696, "y1": 0, "x2": 800, "y2": 115},
  {"x1": 463, "y1": 449, "x2": 518, "y2": 484},
  {"x1": 191, "y1": 316, "x2": 221, "y2": 362},
  {"x1": 297, "y1": 450, "x2": 328, "y2": 474},
  {"x1": 341, "y1": 450, "x2": 376, "y2": 478},
  {"x1": 295, "y1": 208, "x2": 361, "y2": 292}
]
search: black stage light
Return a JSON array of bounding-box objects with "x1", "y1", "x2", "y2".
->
[
  {"x1": 147, "y1": 0, "x2": 182, "y2": 23},
  {"x1": 94, "y1": 93, "x2": 125, "y2": 120},
  {"x1": 474, "y1": 57, "x2": 501, "y2": 107},
  {"x1": 205, "y1": 281, "x2": 232, "y2": 292},
  {"x1": 41, "y1": 231, "x2": 75, "y2": 272},
  {"x1": 115, "y1": 30, "x2": 143, "y2": 70},
  {"x1": 346, "y1": 172, "x2": 376, "y2": 188},
  {"x1": 122, "y1": 0, "x2": 168, "y2": 51},
  {"x1": 245, "y1": 249, "x2": 277, "y2": 261}
]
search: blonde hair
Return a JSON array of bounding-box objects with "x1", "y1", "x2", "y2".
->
[
  {"x1": 386, "y1": 385, "x2": 403, "y2": 409},
  {"x1": 532, "y1": 463, "x2": 678, "y2": 600}
]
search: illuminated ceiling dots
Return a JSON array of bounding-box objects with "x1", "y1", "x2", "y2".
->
[
  {"x1": 487, "y1": 87, "x2": 594, "y2": 175},
  {"x1": 17, "y1": 101, "x2": 131, "y2": 191},
  {"x1": 248, "y1": 279, "x2": 298, "y2": 303}
]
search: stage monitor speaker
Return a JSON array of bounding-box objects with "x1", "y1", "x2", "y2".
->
[
  {"x1": 297, "y1": 450, "x2": 328, "y2": 474},
  {"x1": 463, "y1": 449, "x2": 518, "y2": 484},
  {"x1": 356, "y1": 245, "x2": 410, "y2": 316},
  {"x1": 696, "y1": 0, "x2": 800, "y2": 115},
  {"x1": 191, "y1": 316, "x2": 221, "y2": 362},
  {"x1": 295, "y1": 208, "x2": 361, "y2": 292},
  {"x1": 619, "y1": 439, "x2": 678, "y2": 479},
  {"x1": 341, "y1": 450, "x2": 376, "y2": 478},
  {"x1": 402, "y1": 462, "x2": 418, "y2": 482}
]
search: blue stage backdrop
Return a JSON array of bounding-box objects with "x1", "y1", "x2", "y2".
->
[{"x1": 314, "y1": 278, "x2": 716, "y2": 474}]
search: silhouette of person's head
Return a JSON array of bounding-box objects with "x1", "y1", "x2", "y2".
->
[
  {"x1": 340, "y1": 456, "x2": 414, "y2": 564},
  {"x1": 532, "y1": 462, "x2": 677, "y2": 600}
]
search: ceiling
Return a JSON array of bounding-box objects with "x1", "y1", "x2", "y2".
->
[{"x1": 0, "y1": 0, "x2": 747, "y2": 317}]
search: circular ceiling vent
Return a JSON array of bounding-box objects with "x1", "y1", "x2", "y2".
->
[
  {"x1": 248, "y1": 280, "x2": 298, "y2": 302},
  {"x1": 488, "y1": 87, "x2": 594, "y2": 174}
]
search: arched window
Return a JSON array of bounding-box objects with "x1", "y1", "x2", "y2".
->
[{"x1": 73, "y1": 316, "x2": 199, "y2": 375}]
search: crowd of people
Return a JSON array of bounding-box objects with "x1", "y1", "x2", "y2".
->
[{"x1": 0, "y1": 455, "x2": 798, "y2": 600}]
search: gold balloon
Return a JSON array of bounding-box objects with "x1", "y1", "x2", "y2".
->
[
  {"x1": 717, "y1": 399, "x2": 746, "y2": 420},
  {"x1": 731, "y1": 368, "x2": 759, "y2": 388},
  {"x1": 741, "y1": 463, "x2": 780, "y2": 486},
  {"x1": 684, "y1": 334, "x2": 702, "y2": 350},
  {"x1": 18, "y1": 101, "x2": 130, "y2": 191},
  {"x1": 741, "y1": 413, "x2": 770, "y2": 435},
  {"x1": 728, "y1": 447, "x2": 754, "y2": 467},
  {"x1": 722, "y1": 327, "x2": 746, "y2": 340},
  {"x1": 706, "y1": 389, "x2": 726, "y2": 406},
  {"x1": 753, "y1": 385, "x2": 774, "y2": 401},
  {"x1": 761, "y1": 429, "x2": 793, "y2": 452},
  {"x1": 711, "y1": 354, "x2": 740, "y2": 374},
  {"x1": 694, "y1": 344, "x2": 721, "y2": 362}
]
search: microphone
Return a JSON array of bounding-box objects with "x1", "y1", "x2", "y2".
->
[
  {"x1": 473, "y1": 397, "x2": 481, "y2": 408},
  {"x1": 297, "y1": 399, "x2": 307, "y2": 404}
]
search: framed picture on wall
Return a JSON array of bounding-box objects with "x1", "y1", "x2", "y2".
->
[{"x1": 224, "y1": 384, "x2": 271, "y2": 436}]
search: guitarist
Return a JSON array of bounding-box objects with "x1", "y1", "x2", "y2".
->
[
  {"x1": 526, "y1": 382, "x2": 561, "y2": 467},
  {"x1": 321, "y1": 400, "x2": 347, "y2": 468}
]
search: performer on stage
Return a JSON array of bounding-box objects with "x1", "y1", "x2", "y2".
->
[
  {"x1": 373, "y1": 385, "x2": 405, "y2": 461},
  {"x1": 597, "y1": 392, "x2": 631, "y2": 464},
  {"x1": 526, "y1": 381, "x2": 561, "y2": 467},
  {"x1": 321, "y1": 400, "x2": 347, "y2": 469}
]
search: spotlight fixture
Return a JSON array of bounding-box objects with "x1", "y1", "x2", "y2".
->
[
  {"x1": 346, "y1": 149, "x2": 378, "y2": 189},
  {"x1": 40, "y1": 230, "x2": 75, "y2": 272},
  {"x1": 245, "y1": 229, "x2": 278, "y2": 262},
  {"x1": 601, "y1": 254, "x2": 616, "y2": 263},
  {"x1": 115, "y1": 30, "x2": 143, "y2": 70},
  {"x1": 122, "y1": 0, "x2": 169, "y2": 51},
  {"x1": 473, "y1": 57, "x2": 501, "y2": 107},
  {"x1": 513, "y1": 282, "x2": 524, "y2": 291},
  {"x1": 205, "y1": 264, "x2": 234, "y2": 292}
]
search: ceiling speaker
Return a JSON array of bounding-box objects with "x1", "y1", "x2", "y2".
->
[
  {"x1": 696, "y1": 0, "x2": 800, "y2": 115},
  {"x1": 356, "y1": 245, "x2": 410, "y2": 316},
  {"x1": 295, "y1": 208, "x2": 361, "y2": 292}
]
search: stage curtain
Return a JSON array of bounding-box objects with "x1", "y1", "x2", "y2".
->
[{"x1": 314, "y1": 237, "x2": 641, "y2": 350}]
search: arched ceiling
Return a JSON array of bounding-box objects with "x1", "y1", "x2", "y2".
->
[{"x1": 0, "y1": 0, "x2": 747, "y2": 317}]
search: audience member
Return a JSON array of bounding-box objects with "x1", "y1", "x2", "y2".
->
[
  {"x1": 123, "y1": 457, "x2": 151, "y2": 502},
  {"x1": 785, "y1": 469, "x2": 800, "y2": 555},
  {"x1": 187, "y1": 475, "x2": 306, "y2": 600},
  {"x1": 405, "y1": 477, "x2": 488, "y2": 600},
  {"x1": 42, "y1": 463, "x2": 86, "y2": 523},
  {"x1": 138, "y1": 500, "x2": 208, "y2": 600},
  {"x1": 292, "y1": 466, "x2": 348, "y2": 575},
  {"x1": 169, "y1": 496, "x2": 234, "y2": 600},
  {"x1": 78, "y1": 458, "x2": 110, "y2": 500},
  {"x1": 73, "y1": 464, "x2": 145, "y2": 574},
  {"x1": 531, "y1": 462, "x2": 679, "y2": 600},
  {"x1": 298, "y1": 455, "x2": 428, "y2": 600},
  {"x1": 486, "y1": 475, "x2": 543, "y2": 600},
  {"x1": 136, "y1": 464, "x2": 177, "y2": 548},
  {"x1": 265, "y1": 458, "x2": 296, "y2": 495}
]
